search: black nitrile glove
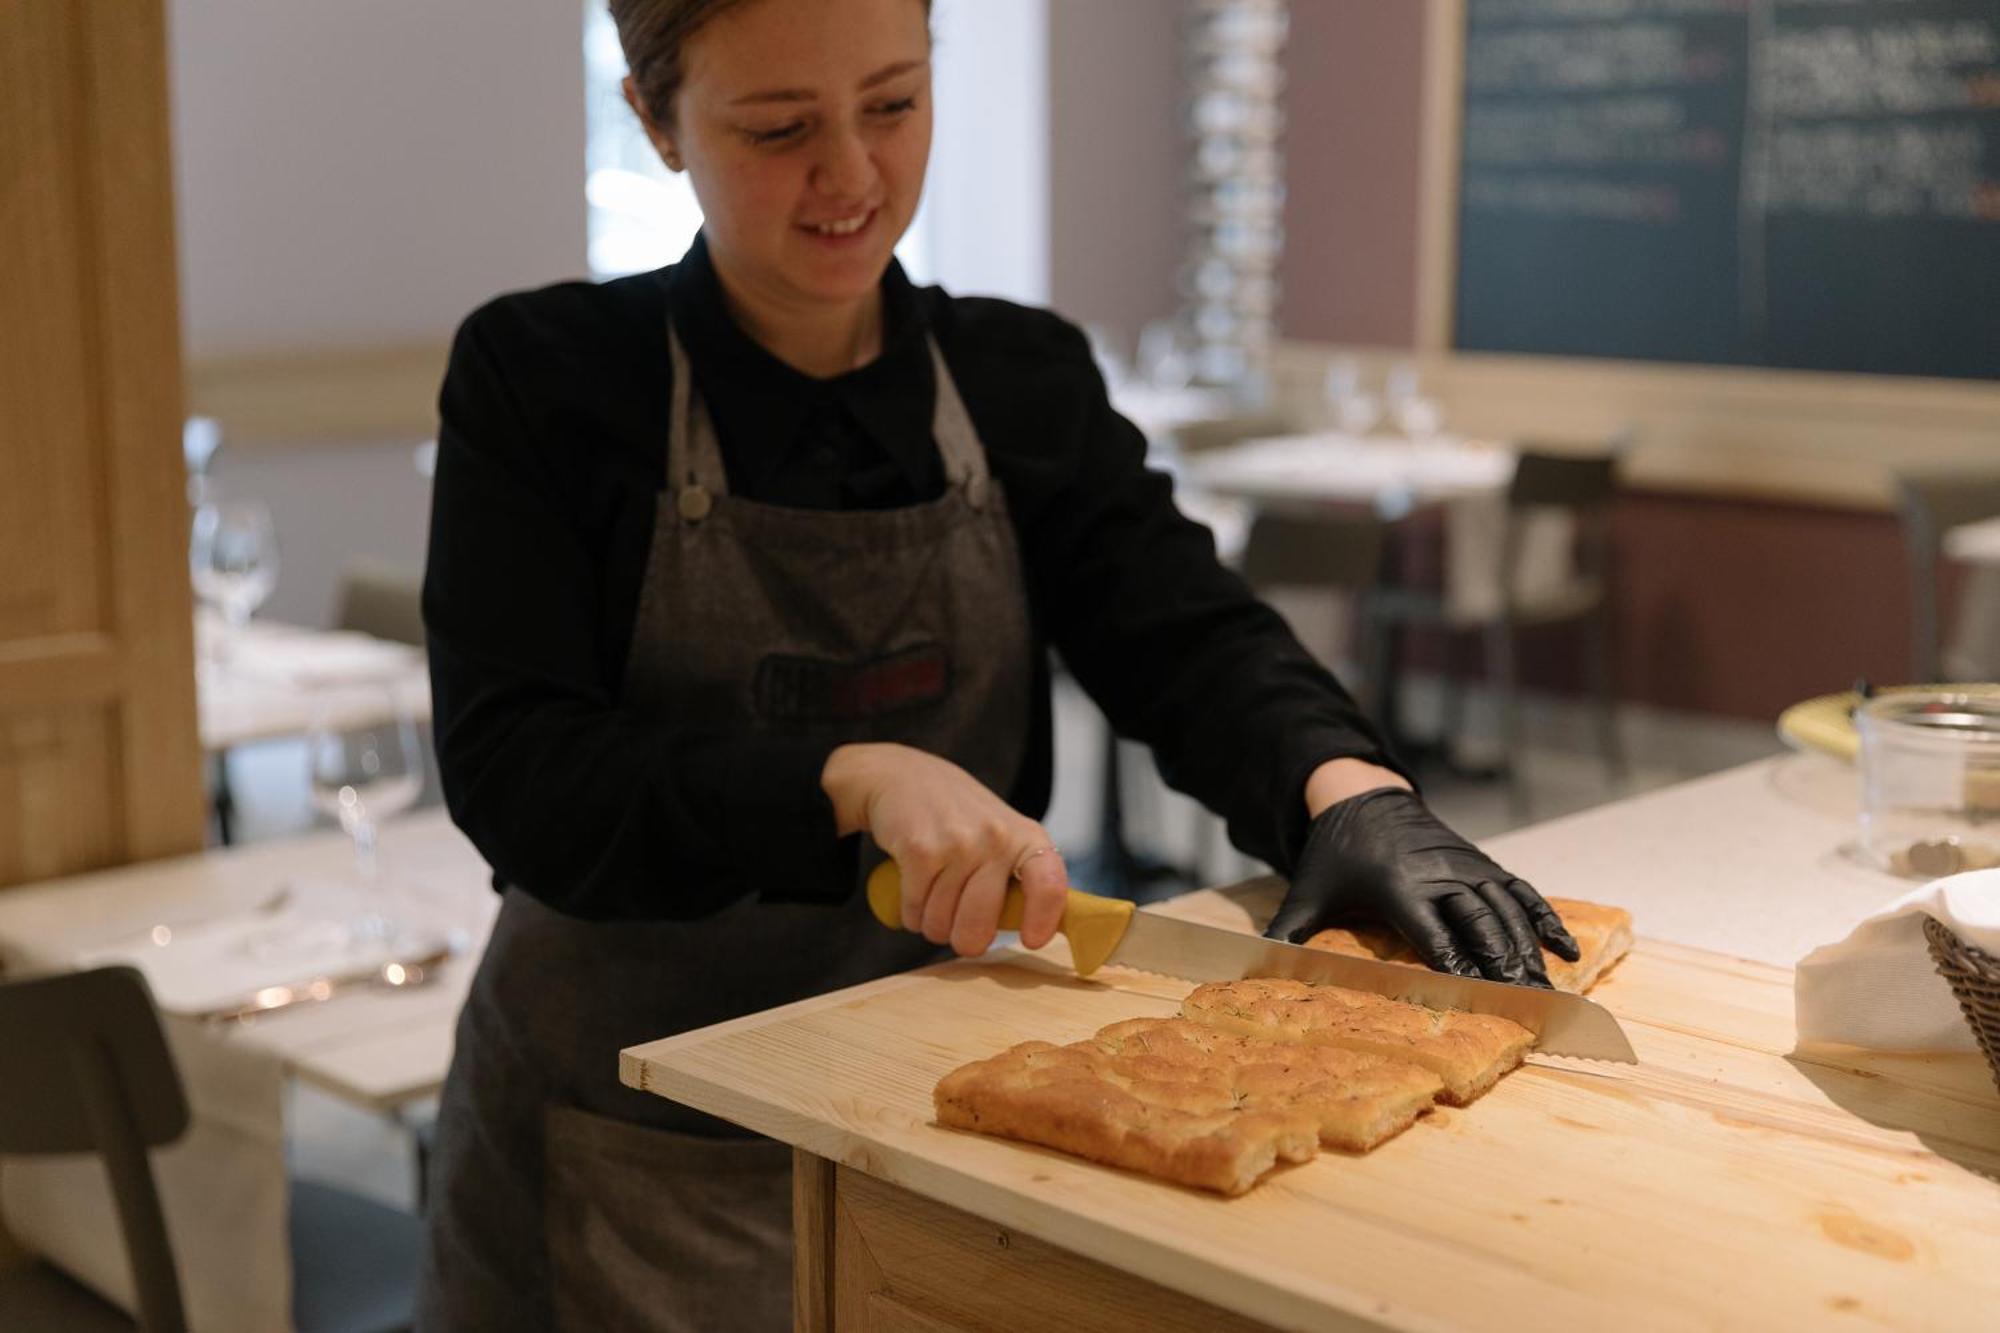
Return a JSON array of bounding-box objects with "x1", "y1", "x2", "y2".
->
[{"x1": 1266, "y1": 787, "x2": 1580, "y2": 988}]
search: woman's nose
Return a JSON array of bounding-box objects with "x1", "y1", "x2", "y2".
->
[{"x1": 811, "y1": 122, "x2": 876, "y2": 200}]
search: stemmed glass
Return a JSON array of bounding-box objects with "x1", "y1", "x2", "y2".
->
[
  {"x1": 190, "y1": 499, "x2": 278, "y2": 679},
  {"x1": 1323, "y1": 358, "x2": 1381, "y2": 437},
  {"x1": 190, "y1": 499, "x2": 278, "y2": 629},
  {"x1": 307, "y1": 684, "x2": 424, "y2": 949},
  {"x1": 1385, "y1": 363, "x2": 1445, "y2": 443}
]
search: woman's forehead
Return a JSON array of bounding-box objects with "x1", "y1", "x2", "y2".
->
[{"x1": 683, "y1": 0, "x2": 930, "y2": 99}]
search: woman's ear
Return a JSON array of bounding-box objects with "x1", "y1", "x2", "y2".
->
[{"x1": 621, "y1": 75, "x2": 684, "y2": 172}]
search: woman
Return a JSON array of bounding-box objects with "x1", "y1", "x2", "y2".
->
[{"x1": 416, "y1": 0, "x2": 1577, "y2": 1328}]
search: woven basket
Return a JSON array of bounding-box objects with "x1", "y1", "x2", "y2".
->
[{"x1": 1923, "y1": 915, "x2": 2000, "y2": 1097}]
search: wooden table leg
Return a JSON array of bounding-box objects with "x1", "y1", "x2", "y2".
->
[{"x1": 793, "y1": 1149, "x2": 836, "y2": 1333}]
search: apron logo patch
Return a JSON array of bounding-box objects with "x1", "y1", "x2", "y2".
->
[{"x1": 755, "y1": 644, "x2": 951, "y2": 721}]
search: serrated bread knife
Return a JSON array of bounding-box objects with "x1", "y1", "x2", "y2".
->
[{"x1": 867, "y1": 863, "x2": 1636, "y2": 1063}]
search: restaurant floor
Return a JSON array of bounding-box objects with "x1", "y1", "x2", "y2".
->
[{"x1": 266, "y1": 671, "x2": 1784, "y2": 1212}]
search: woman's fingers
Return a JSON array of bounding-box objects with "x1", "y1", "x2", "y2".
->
[
  {"x1": 950, "y1": 857, "x2": 1014, "y2": 957},
  {"x1": 1507, "y1": 879, "x2": 1581, "y2": 961},
  {"x1": 1387, "y1": 897, "x2": 1481, "y2": 978},
  {"x1": 1471, "y1": 880, "x2": 1551, "y2": 987},
  {"x1": 1013, "y1": 843, "x2": 1068, "y2": 950},
  {"x1": 1436, "y1": 891, "x2": 1526, "y2": 984},
  {"x1": 920, "y1": 858, "x2": 973, "y2": 945}
]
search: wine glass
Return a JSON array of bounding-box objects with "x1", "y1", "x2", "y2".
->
[
  {"x1": 1323, "y1": 358, "x2": 1381, "y2": 437},
  {"x1": 307, "y1": 685, "x2": 423, "y2": 947},
  {"x1": 1135, "y1": 319, "x2": 1194, "y2": 390},
  {"x1": 1384, "y1": 363, "x2": 1444, "y2": 443},
  {"x1": 190, "y1": 499, "x2": 278, "y2": 630}
]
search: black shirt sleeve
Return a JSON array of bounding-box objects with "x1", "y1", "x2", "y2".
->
[
  {"x1": 422, "y1": 293, "x2": 853, "y2": 920},
  {"x1": 950, "y1": 302, "x2": 1409, "y2": 875}
]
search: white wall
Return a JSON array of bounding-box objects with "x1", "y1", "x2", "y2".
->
[
  {"x1": 168, "y1": 0, "x2": 590, "y2": 358},
  {"x1": 913, "y1": 0, "x2": 1050, "y2": 306}
]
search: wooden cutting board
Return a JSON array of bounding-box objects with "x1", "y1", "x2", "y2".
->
[{"x1": 622, "y1": 884, "x2": 2000, "y2": 1332}]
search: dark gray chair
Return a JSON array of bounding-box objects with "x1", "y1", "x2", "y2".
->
[
  {"x1": 1241, "y1": 509, "x2": 1390, "y2": 705},
  {"x1": 0, "y1": 966, "x2": 421, "y2": 1333},
  {"x1": 1369, "y1": 447, "x2": 1625, "y2": 800},
  {"x1": 335, "y1": 561, "x2": 425, "y2": 648},
  {"x1": 1894, "y1": 467, "x2": 2000, "y2": 684}
]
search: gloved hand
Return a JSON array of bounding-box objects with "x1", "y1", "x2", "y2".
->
[{"x1": 1266, "y1": 787, "x2": 1579, "y2": 987}]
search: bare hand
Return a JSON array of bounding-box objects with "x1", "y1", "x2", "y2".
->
[{"x1": 822, "y1": 743, "x2": 1066, "y2": 957}]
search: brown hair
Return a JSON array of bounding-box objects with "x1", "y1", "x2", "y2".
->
[{"x1": 610, "y1": 0, "x2": 932, "y2": 127}]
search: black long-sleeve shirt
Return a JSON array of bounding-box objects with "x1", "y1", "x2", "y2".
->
[{"x1": 423, "y1": 234, "x2": 1402, "y2": 920}]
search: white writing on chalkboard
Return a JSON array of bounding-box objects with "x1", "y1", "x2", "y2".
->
[{"x1": 1456, "y1": 0, "x2": 2000, "y2": 378}]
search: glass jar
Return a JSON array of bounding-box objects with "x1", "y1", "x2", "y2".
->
[{"x1": 1856, "y1": 692, "x2": 2000, "y2": 878}]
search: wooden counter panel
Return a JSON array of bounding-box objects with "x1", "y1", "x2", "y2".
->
[{"x1": 814, "y1": 1160, "x2": 1282, "y2": 1333}]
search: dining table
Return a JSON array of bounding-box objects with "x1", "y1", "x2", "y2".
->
[
  {"x1": 196, "y1": 611, "x2": 432, "y2": 843},
  {"x1": 625, "y1": 749, "x2": 1999, "y2": 1331},
  {"x1": 0, "y1": 809, "x2": 490, "y2": 1331}
]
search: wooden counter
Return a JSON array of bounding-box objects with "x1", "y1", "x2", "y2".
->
[{"x1": 622, "y1": 879, "x2": 2000, "y2": 1332}]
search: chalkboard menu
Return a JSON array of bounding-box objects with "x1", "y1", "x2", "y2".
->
[{"x1": 1454, "y1": 0, "x2": 2000, "y2": 380}]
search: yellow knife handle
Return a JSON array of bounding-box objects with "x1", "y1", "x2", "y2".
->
[{"x1": 865, "y1": 861, "x2": 1136, "y2": 976}]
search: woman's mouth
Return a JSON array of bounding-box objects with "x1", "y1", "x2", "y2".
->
[{"x1": 800, "y1": 208, "x2": 878, "y2": 243}]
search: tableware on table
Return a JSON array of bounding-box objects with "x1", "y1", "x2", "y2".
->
[
  {"x1": 1135, "y1": 318, "x2": 1195, "y2": 391},
  {"x1": 1322, "y1": 358, "x2": 1380, "y2": 436},
  {"x1": 196, "y1": 944, "x2": 451, "y2": 1024},
  {"x1": 307, "y1": 684, "x2": 424, "y2": 943},
  {"x1": 1855, "y1": 691, "x2": 2000, "y2": 878},
  {"x1": 1777, "y1": 681, "x2": 2000, "y2": 762},
  {"x1": 189, "y1": 498, "x2": 278, "y2": 632},
  {"x1": 183, "y1": 416, "x2": 222, "y2": 505},
  {"x1": 1384, "y1": 363, "x2": 1444, "y2": 442}
]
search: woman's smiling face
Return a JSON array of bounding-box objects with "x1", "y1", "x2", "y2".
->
[{"x1": 649, "y1": 0, "x2": 932, "y2": 312}]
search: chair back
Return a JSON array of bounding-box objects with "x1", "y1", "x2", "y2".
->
[
  {"x1": 0, "y1": 966, "x2": 191, "y2": 1332},
  {"x1": 1240, "y1": 512, "x2": 1386, "y2": 592},
  {"x1": 335, "y1": 560, "x2": 425, "y2": 647},
  {"x1": 1506, "y1": 450, "x2": 1619, "y2": 510},
  {"x1": 1500, "y1": 447, "x2": 1624, "y2": 604},
  {"x1": 1896, "y1": 467, "x2": 2000, "y2": 683}
]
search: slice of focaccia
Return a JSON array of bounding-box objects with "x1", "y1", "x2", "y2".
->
[
  {"x1": 1304, "y1": 897, "x2": 1634, "y2": 995},
  {"x1": 933, "y1": 1017, "x2": 1443, "y2": 1195},
  {"x1": 1180, "y1": 978, "x2": 1534, "y2": 1106}
]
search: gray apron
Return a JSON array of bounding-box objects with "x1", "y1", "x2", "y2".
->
[{"x1": 417, "y1": 320, "x2": 1035, "y2": 1333}]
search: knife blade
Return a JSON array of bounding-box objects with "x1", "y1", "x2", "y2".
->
[{"x1": 866, "y1": 863, "x2": 1636, "y2": 1063}]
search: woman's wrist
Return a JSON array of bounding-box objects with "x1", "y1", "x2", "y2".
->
[
  {"x1": 1303, "y1": 757, "x2": 1412, "y2": 820},
  {"x1": 822, "y1": 742, "x2": 905, "y2": 835}
]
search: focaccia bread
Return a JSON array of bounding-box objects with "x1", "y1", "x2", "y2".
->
[
  {"x1": 934, "y1": 1017, "x2": 1444, "y2": 1195},
  {"x1": 1304, "y1": 897, "x2": 1634, "y2": 995},
  {"x1": 1180, "y1": 978, "x2": 1534, "y2": 1105}
]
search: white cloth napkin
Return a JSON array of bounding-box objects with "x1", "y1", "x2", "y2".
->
[{"x1": 1794, "y1": 870, "x2": 2000, "y2": 1052}]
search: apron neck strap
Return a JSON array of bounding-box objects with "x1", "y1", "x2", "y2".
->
[{"x1": 664, "y1": 317, "x2": 994, "y2": 522}]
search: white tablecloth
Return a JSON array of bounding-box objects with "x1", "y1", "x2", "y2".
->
[
  {"x1": 0, "y1": 835, "x2": 488, "y2": 1332},
  {"x1": 1182, "y1": 434, "x2": 1584, "y2": 621}
]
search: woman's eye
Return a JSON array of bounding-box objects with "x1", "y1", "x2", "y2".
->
[
  {"x1": 746, "y1": 122, "x2": 806, "y2": 146},
  {"x1": 872, "y1": 97, "x2": 918, "y2": 117}
]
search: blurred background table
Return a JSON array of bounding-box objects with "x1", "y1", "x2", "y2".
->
[{"x1": 0, "y1": 810, "x2": 491, "y2": 1327}]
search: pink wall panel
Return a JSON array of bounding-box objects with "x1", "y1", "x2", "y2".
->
[{"x1": 1278, "y1": 0, "x2": 1428, "y2": 347}]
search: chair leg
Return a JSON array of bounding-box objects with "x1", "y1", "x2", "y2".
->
[
  {"x1": 1363, "y1": 611, "x2": 1396, "y2": 734},
  {"x1": 1485, "y1": 619, "x2": 1529, "y2": 820},
  {"x1": 1588, "y1": 609, "x2": 1624, "y2": 783},
  {"x1": 1439, "y1": 631, "x2": 1466, "y2": 764}
]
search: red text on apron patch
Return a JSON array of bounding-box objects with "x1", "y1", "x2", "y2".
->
[{"x1": 754, "y1": 643, "x2": 951, "y2": 722}]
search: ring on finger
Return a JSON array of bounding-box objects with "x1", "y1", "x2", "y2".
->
[{"x1": 1010, "y1": 844, "x2": 1057, "y2": 882}]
